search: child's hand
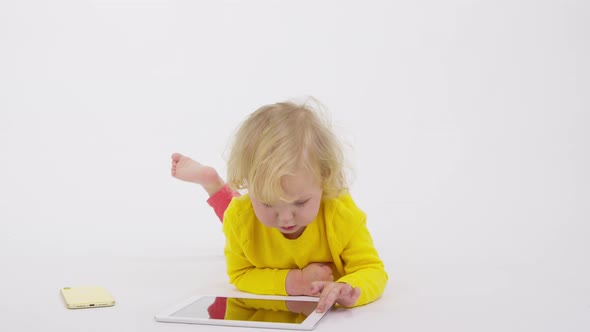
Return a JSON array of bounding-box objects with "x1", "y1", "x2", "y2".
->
[
  {"x1": 302, "y1": 262, "x2": 334, "y2": 285},
  {"x1": 286, "y1": 263, "x2": 334, "y2": 296},
  {"x1": 310, "y1": 281, "x2": 361, "y2": 313}
]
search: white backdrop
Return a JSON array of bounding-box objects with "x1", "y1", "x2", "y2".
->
[{"x1": 1, "y1": 0, "x2": 589, "y2": 330}]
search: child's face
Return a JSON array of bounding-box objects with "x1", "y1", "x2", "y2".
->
[{"x1": 250, "y1": 168, "x2": 322, "y2": 239}]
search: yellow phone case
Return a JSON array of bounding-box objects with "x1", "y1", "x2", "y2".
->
[{"x1": 61, "y1": 286, "x2": 115, "y2": 309}]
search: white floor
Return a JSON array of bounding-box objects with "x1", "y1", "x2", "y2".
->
[{"x1": 1, "y1": 1, "x2": 589, "y2": 331}]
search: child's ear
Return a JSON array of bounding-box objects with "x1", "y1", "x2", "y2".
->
[{"x1": 320, "y1": 165, "x2": 331, "y2": 179}]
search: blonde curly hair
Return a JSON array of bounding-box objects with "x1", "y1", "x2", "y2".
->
[{"x1": 227, "y1": 99, "x2": 347, "y2": 203}]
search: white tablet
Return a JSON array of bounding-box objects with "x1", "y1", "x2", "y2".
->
[{"x1": 155, "y1": 294, "x2": 331, "y2": 330}]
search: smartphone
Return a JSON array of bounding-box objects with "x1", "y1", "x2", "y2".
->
[{"x1": 61, "y1": 286, "x2": 115, "y2": 309}]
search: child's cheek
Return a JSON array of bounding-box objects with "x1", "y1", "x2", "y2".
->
[{"x1": 260, "y1": 210, "x2": 276, "y2": 226}]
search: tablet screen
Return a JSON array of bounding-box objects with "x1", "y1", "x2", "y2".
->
[{"x1": 170, "y1": 296, "x2": 319, "y2": 324}]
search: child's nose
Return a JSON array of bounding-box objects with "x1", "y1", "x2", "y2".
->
[{"x1": 276, "y1": 208, "x2": 294, "y2": 224}]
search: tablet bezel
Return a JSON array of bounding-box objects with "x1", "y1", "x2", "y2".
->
[{"x1": 155, "y1": 293, "x2": 330, "y2": 330}]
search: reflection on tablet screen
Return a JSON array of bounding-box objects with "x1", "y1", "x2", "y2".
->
[{"x1": 170, "y1": 296, "x2": 319, "y2": 324}]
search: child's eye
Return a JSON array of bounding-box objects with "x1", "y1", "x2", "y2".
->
[
  {"x1": 262, "y1": 203, "x2": 272, "y2": 208},
  {"x1": 294, "y1": 200, "x2": 309, "y2": 207}
]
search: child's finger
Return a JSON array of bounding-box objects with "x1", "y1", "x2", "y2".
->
[
  {"x1": 316, "y1": 283, "x2": 340, "y2": 313},
  {"x1": 313, "y1": 282, "x2": 331, "y2": 312},
  {"x1": 310, "y1": 281, "x2": 326, "y2": 295},
  {"x1": 339, "y1": 286, "x2": 361, "y2": 307}
]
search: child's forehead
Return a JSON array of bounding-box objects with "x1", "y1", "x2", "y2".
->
[
  {"x1": 254, "y1": 173, "x2": 321, "y2": 204},
  {"x1": 265, "y1": 192, "x2": 315, "y2": 205},
  {"x1": 280, "y1": 169, "x2": 321, "y2": 192}
]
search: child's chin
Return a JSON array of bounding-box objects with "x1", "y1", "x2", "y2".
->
[{"x1": 280, "y1": 226, "x2": 305, "y2": 239}]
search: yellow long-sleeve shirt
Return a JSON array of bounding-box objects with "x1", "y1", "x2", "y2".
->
[{"x1": 222, "y1": 192, "x2": 388, "y2": 307}]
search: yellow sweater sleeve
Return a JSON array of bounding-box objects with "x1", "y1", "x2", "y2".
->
[
  {"x1": 325, "y1": 194, "x2": 388, "y2": 307},
  {"x1": 335, "y1": 221, "x2": 388, "y2": 307},
  {"x1": 223, "y1": 198, "x2": 290, "y2": 295}
]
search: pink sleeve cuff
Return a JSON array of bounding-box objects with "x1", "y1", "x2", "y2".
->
[{"x1": 206, "y1": 184, "x2": 240, "y2": 223}]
